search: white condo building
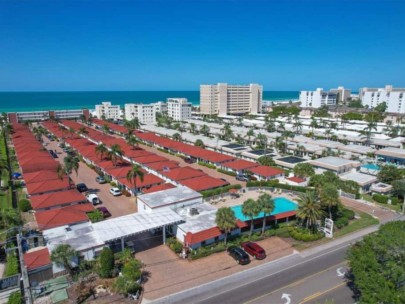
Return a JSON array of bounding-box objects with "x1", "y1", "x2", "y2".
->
[
  {"x1": 154, "y1": 101, "x2": 168, "y2": 114},
  {"x1": 299, "y1": 88, "x2": 338, "y2": 108},
  {"x1": 200, "y1": 83, "x2": 263, "y2": 115},
  {"x1": 360, "y1": 85, "x2": 405, "y2": 113},
  {"x1": 124, "y1": 104, "x2": 156, "y2": 124},
  {"x1": 95, "y1": 102, "x2": 121, "y2": 120},
  {"x1": 167, "y1": 98, "x2": 192, "y2": 121},
  {"x1": 330, "y1": 86, "x2": 351, "y2": 103}
]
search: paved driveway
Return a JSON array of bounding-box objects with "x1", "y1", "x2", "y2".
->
[
  {"x1": 136, "y1": 237, "x2": 293, "y2": 301},
  {"x1": 44, "y1": 138, "x2": 137, "y2": 218}
]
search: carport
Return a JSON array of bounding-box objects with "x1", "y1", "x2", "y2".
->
[{"x1": 92, "y1": 209, "x2": 184, "y2": 251}]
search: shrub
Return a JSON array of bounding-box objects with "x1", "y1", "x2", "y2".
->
[
  {"x1": 341, "y1": 209, "x2": 355, "y2": 220},
  {"x1": 87, "y1": 210, "x2": 104, "y2": 223},
  {"x1": 288, "y1": 227, "x2": 323, "y2": 242},
  {"x1": 335, "y1": 217, "x2": 349, "y2": 229},
  {"x1": 372, "y1": 193, "x2": 389, "y2": 204},
  {"x1": 390, "y1": 197, "x2": 400, "y2": 205},
  {"x1": 167, "y1": 237, "x2": 183, "y2": 254},
  {"x1": 217, "y1": 168, "x2": 236, "y2": 176},
  {"x1": 110, "y1": 181, "x2": 117, "y2": 187},
  {"x1": 5, "y1": 254, "x2": 19, "y2": 276},
  {"x1": 198, "y1": 161, "x2": 216, "y2": 169},
  {"x1": 18, "y1": 199, "x2": 32, "y2": 212},
  {"x1": 98, "y1": 247, "x2": 115, "y2": 278},
  {"x1": 200, "y1": 184, "x2": 242, "y2": 198},
  {"x1": 246, "y1": 181, "x2": 306, "y2": 192},
  {"x1": 7, "y1": 291, "x2": 22, "y2": 304}
]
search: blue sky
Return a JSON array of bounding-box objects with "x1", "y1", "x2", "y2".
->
[{"x1": 1, "y1": 0, "x2": 404, "y2": 91}]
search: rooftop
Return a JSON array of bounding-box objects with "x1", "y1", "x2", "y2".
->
[
  {"x1": 309, "y1": 156, "x2": 361, "y2": 170},
  {"x1": 339, "y1": 171, "x2": 378, "y2": 186},
  {"x1": 180, "y1": 175, "x2": 229, "y2": 192},
  {"x1": 249, "y1": 165, "x2": 284, "y2": 177},
  {"x1": 161, "y1": 166, "x2": 207, "y2": 181},
  {"x1": 30, "y1": 189, "x2": 86, "y2": 210},
  {"x1": 138, "y1": 186, "x2": 202, "y2": 209},
  {"x1": 24, "y1": 247, "x2": 51, "y2": 271}
]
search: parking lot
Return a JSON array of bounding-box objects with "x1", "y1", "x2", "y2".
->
[
  {"x1": 136, "y1": 237, "x2": 293, "y2": 301},
  {"x1": 43, "y1": 137, "x2": 137, "y2": 218}
]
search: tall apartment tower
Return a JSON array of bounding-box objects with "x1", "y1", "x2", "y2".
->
[
  {"x1": 299, "y1": 88, "x2": 338, "y2": 108},
  {"x1": 330, "y1": 86, "x2": 351, "y2": 103},
  {"x1": 124, "y1": 104, "x2": 156, "y2": 124},
  {"x1": 167, "y1": 98, "x2": 192, "y2": 121},
  {"x1": 360, "y1": 85, "x2": 405, "y2": 113},
  {"x1": 200, "y1": 83, "x2": 263, "y2": 115}
]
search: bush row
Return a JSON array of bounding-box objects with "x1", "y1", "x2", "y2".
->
[
  {"x1": 288, "y1": 227, "x2": 324, "y2": 242},
  {"x1": 167, "y1": 237, "x2": 183, "y2": 254},
  {"x1": 200, "y1": 184, "x2": 242, "y2": 198},
  {"x1": 372, "y1": 194, "x2": 400, "y2": 205},
  {"x1": 216, "y1": 168, "x2": 236, "y2": 177},
  {"x1": 246, "y1": 181, "x2": 307, "y2": 193},
  {"x1": 198, "y1": 161, "x2": 216, "y2": 169},
  {"x1": 5, "y1": 254, "x2": 19, "y2": 277}
]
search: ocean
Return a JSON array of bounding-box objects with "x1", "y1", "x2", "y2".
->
[{"x1": 0, "y1": 91, "x2": 299, "y2": 113}]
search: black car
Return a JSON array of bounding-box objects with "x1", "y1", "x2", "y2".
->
[
  {"x1": 76, "y1": 183, "x2": 88, "y2": 193},
  {"x1": 227, "y1": 247, "x2": 250, "y2": 265},
  {"x1": 236, "y1": 175, "x2": 249, "y2": 182}
]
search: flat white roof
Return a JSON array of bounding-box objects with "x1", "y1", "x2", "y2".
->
[
  {"x1": 138, "y1": 186, "x2": 202, "y2": 209},
  {"x1": 92, "y1": 209, "x2": 184, "y2": 242},
  {"x1": 176, "y1": 203, "x2": 217, "y2": 234},
  {"x1": 339, "y1": 171, "x2": 377, "y2": 186},
  {"x1": 310, "y1": 156, "x2": 360, "y2": 169}
]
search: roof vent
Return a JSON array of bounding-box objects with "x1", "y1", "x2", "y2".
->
[{"x1": 189, "y1": 207, "x2": 199, "y2": 216}]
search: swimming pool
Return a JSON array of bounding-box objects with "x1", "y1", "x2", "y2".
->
[
  {"x1": 231, "y1": 197, "x2": 298, "y2": 222},
  {"x1": 361, "y1": 163, "x2": 380, "y2": 171}
]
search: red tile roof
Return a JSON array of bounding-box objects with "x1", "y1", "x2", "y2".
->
[
  {"x1": 221, "y1": 159, "x2": 259, "y2": 171},
  {"x1": 118, "y1": 174, "x2": 164, "y2": 189},
  {"x1": 133, "y1": 154, "x2": 168, "y2": 164},
  {"x1": 286, "y1": 176, "x2": 306, "y2": 183},
  {"x1": 161, "y1": 166, "x2": 206, "y2": 181},
  {"x1": 19, "y1": 158, "x2": 60, "y2": 174},
  {"x1": 30, "y1": 190, "x2": 86, "y2": 210},
  {"x1": 24, "y1": 248, "x2": 51, "y2": 271},
  {"x1": 23, "y1": 170, "x2": 62, "y2": 184},
  {"x1": 35, "y1": 204, "x2": 94, "y2": 230},
  {"x1": 26, "y1": 178, "x2": 71, "y2": 196},
  {"x1": 145, "y1": 160, "x2": 180, "y2": 172},
  {"x1": 142, "y1": 183, "x2": 176, "y2": 194},
  {"x1": 180, "y1": 175, "x2": 229, "y2": 192},
  {"x1": 185, "y1": 227, "x2": 222, "y2": 245},
  {"x1": 249, "y1": 166, "x2": 284, "y2": 178}
]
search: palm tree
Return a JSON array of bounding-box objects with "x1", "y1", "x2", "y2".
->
[
  {"x1": 108, "y1": 144, "x2": 124, "y2": 166},
  {"x1": 319, "y1": 183, "x2": 339, "y2": 219},
  {"x1": 277, "y1": 122, "x2": 285, "y2": 133},
  {"x1": 215, "y1": 207, "x2": 236, "y2": 245},
  {"x1": 200, "y1": 124, "x2": 210, "y2": 137},
  {"x1": 242, "y1": 198, "x2": 261, "y2": 237},
  {"x1": 64, "y1": 156, "x2": 80, "y2": 176},
  {"x1": 257, "y1": 193, "x2": 275, "y2": 235},
  {"x1": 173, "y1": 133, "x2": 182, "y2": 141},
  {"x1": 195, "y1": 139, "x2": 205, "y2": 148},
  {"x1": 282, "y1": 130, "x2": 295, "y2": 154},
  {"x1": 124, "y1": 118, "x2": 140, "y2": 133},
  {"x1": 189, "y1": 123, "x2": 197, "y2": 134},
  {"x1": 50, "y1": 244, "x2": 78, "y2": 276},
  {"x1": 95, "y1": 143, "x2": 108, "y2": 161},
  {"x1": 324, "y1": 129, "x2": 332, "y2": 140},
  {"x1": 126, "y1": 164, "x2": 144, "y2": 198},
  {"x1": 78, "y1": 127, "x2": 88, "y2": 136},
  {"x1": 245, "y1": 128, "x2": 255, "y2": 145},
  {"x1": 68, "y1": 127, "x2": 75, "y2": 138},
  {"x1": 102, "y1": 124, "x2": 110, "y2": 134},
  {"x1": 361, "y1": 120, "x2": 377, "y2": 146},
  {"x1": 296, "y1": 191, "x2": 325, "y2": 232},
  {"x1": 293, "y1": 119, "x2": 303, "y2": 134},
  {"x1": 255, "y1": 133, "x2": 267, "y2": 151},
  {"x1": 310, "y1": 118, "x2": 318, "y2": 134},
  {"x1": 126, "y1": 135, "x2": 139, "y2": 150},
  {"x1": 221, "y1": 123, "x2": 234, "y2": 141},
  {"x1": 56, "y1": 163, "x2": 65, "y2": 180}
]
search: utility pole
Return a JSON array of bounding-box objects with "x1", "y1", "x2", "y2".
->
[{"x1": 16, "y1": 233, "x2": 32, "y2": 304}]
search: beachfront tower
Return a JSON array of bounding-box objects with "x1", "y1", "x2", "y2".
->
[
  {"x1": 167, "y1": 98, "x2": 192, "y2": 121},
  {"x1": 299, "y1": 88, "x2": 338, "y2": 108},
  {"x1": 359, "y1": 85, "x2": 405, "y2": 113}
]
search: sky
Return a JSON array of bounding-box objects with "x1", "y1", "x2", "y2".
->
[{"x1": 0, "y1": 0, "x2": 405, "y2": 91}]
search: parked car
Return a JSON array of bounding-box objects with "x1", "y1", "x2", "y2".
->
[
  {"x1": 227, "y1": 247, "x2": 250, "y2": 265},
  {"x1": 109, "y1": 187, "x2": 122, "y2": 196},
  {"x1": 49, "y1": 150, "x2": 58, "y2": 159},
  {"x1": 76, "y1": 183, "x2": 88, "y2": 193},
  {"x1": 97, "y1": 207, "x2": 111, "y2": 218},
  {"x1": 184, "y1": 157, "x2": 195, "y2": 164},
  {"x1": 95, "y1": 176, "x2": 106, "y2": 184},
  {"x1": 241, "y1": 241, "x2": 266, "y2": 260},
  {"x1": 86, "y1": 193, "x2": 101, "y2": 205},
  {"x1": 236, "y1": 175, "x2": 249, "y2": 182}
]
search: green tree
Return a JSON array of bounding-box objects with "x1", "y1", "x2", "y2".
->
[
  {"x1": 319, "y1": 183, "x2": 339, "y2": 219},
  {"x1": 377, "y1": 165, "x2": 403, "y2": 184},
  {"x1": 50, "y1": 244, "x2": 78, "y2": 276},
  {"x1": 361, "y1": 120, "x2": 377, "y2": 146},
  {"x1": 124, "y1": 118, "x2": 140, "y2": 133},
  {"x1": 245, "y1": 128, "x2": 255, "y2": 144},
  {"x1": 126, "y1": 164, "x2": 144, "y2": 198},
  {"x1": 95, "y1": 143, "x2": 108, "y2": 161},
  {"x1": 87, "y1": 210, "x2": 104, "y2": 223},
  {"x1": 257, "y1": 155, "x2": 276, "y2": 167},
  {"x1": 64, "y1": 155, "x2": 80, "y2": 175},
  {"x1": 113, "y1": 259, "x2": 142, "y2": 296},
  {"x1": 172, "y1": 133, "x2": 182, "y2": 141},
  {"x1": 374, "y1": 101, "x2": 388, "y2": 113},
  {"x1": 78, "y1": 127, "x2": 89, "y2": 136},
  {"x1": 215, "y1": 207, "x2": 236, "y2": 245},
  {"x1": 293, "y1": 163, "x2": 315, "y2": 178},
  {"x1": 189, "y1": 122, "x2": 197, "y2": 134},
  {"x1": 126, "y1": 135, "x2": 139, "y2": 150},
  {"x1": 296, "y1": 191, "x2": 325, "y2": 231},
  {"x1": 7, "y1": 291, "x2": 22, "y2": 304},
  {"x1": 391, "y1": 179, "x2": 405, "y2": 213},
  {"x1": 102, "y1": 124, "x2": 110, "y2": 134},
  {"x1": 257, "y1": 193, "x2": 275, "y2": 235},
  {"x1": 108, "y1": 144, "x2": 124, "y2": 166},
  {"x1": 194, "y1": 139, "x2": 205, "y2": 148},
  {"x1": 98, "y1": 247, "x2": 115, "y2": 278},
  {"x1": 347, "y1": 221, "x2": 405, "y2": 304},
  {"x1": 200, "y1": 124, "x2": 210, "y2": 136},
  {"x1": 242, "y1": 198, "x2": 261, "y2": 237}
]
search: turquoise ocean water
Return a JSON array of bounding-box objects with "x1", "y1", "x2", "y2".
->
[{"x1": 0, "y1": 91, "x2": 298, "y2": 113}]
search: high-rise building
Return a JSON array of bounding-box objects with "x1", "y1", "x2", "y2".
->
[
  {"x1": 154, "y1": 101, "x2": 168, "y2": 114},
  {"x1": 330, "y1": 86, "x2": 351, "y2": 103},
  {"x1": 360, "y1": 85, "x2": 405, "y2": 113},
  {"x1": 200, "y1": 83, "x2": 263, "y2": 115},
  {"x1": 167, "y1": 98, "x2": 192, "y2": 121},
  {"x1": 124, "y1": 104, "x2": 156, "y2": 124},
  {"x1": 299, "y1": 88, "x2": 338, "y2": 108},
  {"x1": 94, "y1": 102, "x2": 121, "y2": 120}
]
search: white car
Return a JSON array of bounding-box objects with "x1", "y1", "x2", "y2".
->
[
  {"x1": 86, "y1": 193, "x2": 101, "y2": 205},
  {"x1": 109, "y1": 187, "x2": 122, "y2": 196}
]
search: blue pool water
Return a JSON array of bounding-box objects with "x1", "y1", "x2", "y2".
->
[
  {"x1": 361, "y1": 164, "x2": 380, "y2": 170},
  {"x1": 231, "y1": 197, "x2": 298, "y2": 222}
]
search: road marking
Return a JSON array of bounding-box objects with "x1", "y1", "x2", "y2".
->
[
  {"x1": 281, "y1": 293, "x2": 292, "y2": 304},
  {"x1": 299, "y1": 282, "x2": 346, "y2": 304},
  {"x1": 243, "y1": 261, "x2": 346, "y2": 304},
  {"x1": 336, "y1": 267, "x2": 345, "y2": 277}
]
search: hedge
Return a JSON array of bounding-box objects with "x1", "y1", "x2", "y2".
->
[
  {"x1": 18, "y1": 199, "x2": 32, "y2": 212},
  {"x1": 372, "y1": 193, "x2": 389, "y2": 204},
  {"x1": 341, "y1": 209, "x2": 355, "y2": 220},
  {"x1": 335, "y1": 217, "x2": 349, "y2": 229},
  {"x1": 288, "y1": 227, "x2": 324, "y2": 242},
  {"x1": 5, "y1": 254, "x2": 19, "y2": 277},
  {"x1": 246, "y1": 181, "x2": 307, "y2": 193},
  {"x1": 7, "y1": 291, "x2": 22, "y2": 304},
  {"x1": 166, "y1": 237, "x2": 183, "y2": 254},
  {"x1": 200, "y1": 184, "x2": 242, "y2": 198},
  {"x1": 390, "y1": 197, "x2": 400, "y2": 205},
  {"x1": 216, "y1": 168, "x2": 236, "y2": 177},
  {"x1": 198, "y1": 161, "x2": 216, "y2": 169}
]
